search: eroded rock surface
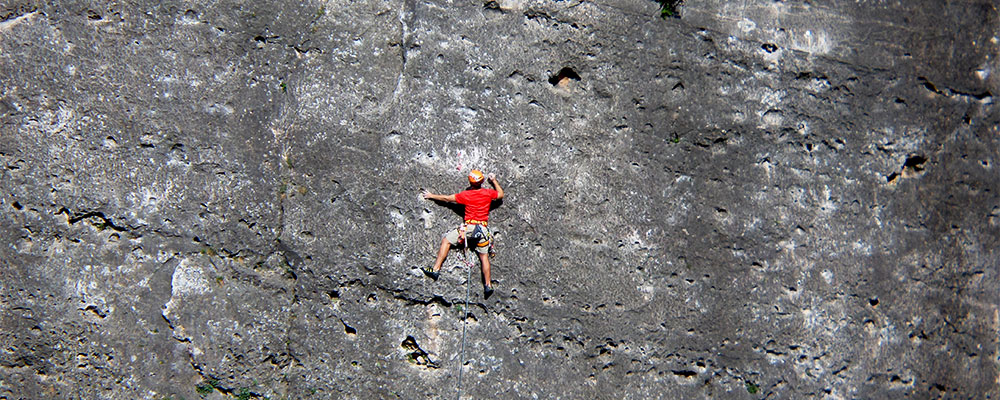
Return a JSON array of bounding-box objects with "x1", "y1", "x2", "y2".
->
[{"x1": 2, "y1": 0, "x2": 997, "y2": 398}]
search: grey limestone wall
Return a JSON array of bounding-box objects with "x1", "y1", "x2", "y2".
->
[{"x1": 1, "y1": 0, "x2": 997, "y2": 399}]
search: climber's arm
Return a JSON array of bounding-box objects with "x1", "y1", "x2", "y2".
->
[{"x1": 422, "y1": 191, "x2": 457, "y2": 203}]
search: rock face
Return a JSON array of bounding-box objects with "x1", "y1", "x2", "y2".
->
[{"x1": 2, "y1": 0, "x2": 997, "y2": 398}]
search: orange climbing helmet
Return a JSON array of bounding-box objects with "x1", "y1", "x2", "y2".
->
[{"x1": 468, "y1": 169, "x2": 485, "y2": 184}]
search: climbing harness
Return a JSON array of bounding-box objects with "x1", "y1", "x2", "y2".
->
[{"x1": 455, "y1": 222, "x2": 495, "y2": 257}]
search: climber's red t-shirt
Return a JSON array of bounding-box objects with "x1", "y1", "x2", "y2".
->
[{"x1": 455, "y1": 188, "x2": 498, "y2": 222}]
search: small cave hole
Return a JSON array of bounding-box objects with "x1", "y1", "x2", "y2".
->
[
  {"x1": 343, "y1": 321, "x2": 357, "y2": 335},
  {"x1": 869, "y1": 297, "x2": 879, "y2": 307},
  {"x1": 672, "y1": 370, "x2": 697, "y2": 378},
  {"x1": 83, "y1": 305, "x2": 106, "y2": 318},
  {"x1": 548, "y1": 67, "x2": 581, "y2": 87},
  {"x1": 885, "y1": 172, "x2": 899, "y2": 183},
  {"x1": 918, "y1": 77, "x2": 940, "y2": 94},
  {"x1": 903, "y1": 155, "x2": 927, "y2": 171},
  {"x1": 761, "y1": 43, "x2": 777, "y2": 53},
  {"x1": 401, "y1": 336, "x2": 436, "y2": 367},
  {"x1": 12, "y1": 201, "x2": 22, "y2": 210}
]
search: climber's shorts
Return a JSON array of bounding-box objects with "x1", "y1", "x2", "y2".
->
[{"x1": 444, "y1": 224, "x2": 491, "y2": 254}]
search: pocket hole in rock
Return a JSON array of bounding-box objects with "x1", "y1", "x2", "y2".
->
[{"x1": 548, "y1": 67, "x2": 581, "y2": 87}]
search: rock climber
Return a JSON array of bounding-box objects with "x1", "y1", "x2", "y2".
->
[{"x1": 421, "y1": 169, "x2": 504, "y2": 298}]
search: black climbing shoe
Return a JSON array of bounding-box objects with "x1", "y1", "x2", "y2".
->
[
  {"x1": 422, "y1": 267, "x2": 439, "y2": 281},
  {"x1": 483, "y1": 286, "x2": 494, "y2": 299}
]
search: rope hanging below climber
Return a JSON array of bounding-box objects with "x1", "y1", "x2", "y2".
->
[{"x1": 420, "y1": 169, "x2": 506, "y2": 399}]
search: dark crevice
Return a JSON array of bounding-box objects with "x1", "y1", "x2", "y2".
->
[
  {"x1": 484, "y1": 0, "x2": 503, "y2": 12},
  {"x1": 392, "y1": 293, "x2": 453, "y2": 308},
  {"x1": 903, "y1": 155, "x2": 927, "y2": 171},
  {"x1": 5, "y1": 158, "x2": 25, "y2": 170},
  {"x1": 917, "y1": 77, "x2": 992, "y2": 100},
  {"x1": 401, "y1": 336, "x2": 439, "y2": 368},
  {"x1": 82, "y1": 305, "x2": 107, "y2": 318},
  {"x1": 886, "y1": 155, "x2": 928, "y2": 183},
  {"x1": 254, "y1": 34, "x2": 279, "y2": 44},
  {"x1": 672, "y1": 369, "x2": 697, "y2": 378},
  {"x1": 58, "y1": 208, "x2": 127, "y2": 232},
  {"x1": 1, "y1": 5, "x2": 38, "y2": 22},
  {"x1": 548, "y1": 67, "x2": 581, "y2": 86},
  {"x1": 342, "y1": 320, "x2": 357, "y2": 335},
  {"x1": 262, "y1": 353, "x2": 294, "y2": 369},
  {"x1": 524, "y1": 9, "x2": 554, "y2": 22},
  {"x1": 918, "y1": 77, "x2": 940, "y2": 94},
  {"x1": 161, "y1": 312, "x2": 190, "y2": 343}
]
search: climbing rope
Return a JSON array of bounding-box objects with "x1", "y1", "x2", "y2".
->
[
  {"x1": 455, "y1": 243, "x2": 475, "y2": 400},
  {"x1": 453, "y1": 222, "x2": 498, "y2": 399}
]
